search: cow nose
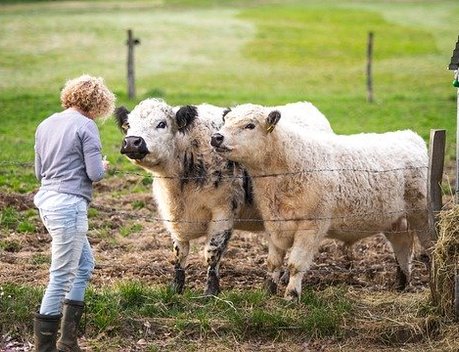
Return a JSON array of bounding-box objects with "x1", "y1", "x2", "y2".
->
[
  {"x1": 211, "y1": 133, "x2": 224, "y2": 147},
  {"x1": 120, "y1": 136, "x2": 148, "y2": 159}
]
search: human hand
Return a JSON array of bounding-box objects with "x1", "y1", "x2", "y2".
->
[{"x1": 103, "y1": 155, "x2": 110, "y2": 171}]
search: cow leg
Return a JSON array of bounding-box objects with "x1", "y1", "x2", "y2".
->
[
  {"x1": 265, "y1": 240, "x2": 286, "y2": 295},
  {"x1": 343, "y1": 243, "x2": 355, "y2": 285},
  {"x1": 409, "y1": 211, "x2": 433, "y2": 269},
  {"x1": 285, "y1": 229, "x2": 322, "y2": 301},
  {"x1": 204, "y1": 212, "x2": 234, "y2": 296},
  {"x1": 171, "y1": 238, "x2": 189, "y2": 294},
  {"x1": 385, "y1": 231, "x2": 414, "y2": 291}
]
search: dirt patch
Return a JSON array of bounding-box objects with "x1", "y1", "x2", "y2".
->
[
  {"x1": 0, "y1": 176, "x2": 433, "y2": 351},
  {"x1": 0, "y1": 192, "x2": 34, "y2": 211}
]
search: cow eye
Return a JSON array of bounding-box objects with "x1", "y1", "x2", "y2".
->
[
  {"x1": 156, "y1": 121, "x2": 167, "y2": 129},
  {"x1": 122, "y1": 122, "x2": 130, "y2": 131},
  {"x1": 245, "y1": 123, "x2": 255, "y2": 130}
]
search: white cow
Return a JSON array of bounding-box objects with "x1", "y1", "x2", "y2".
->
[{"x1": 211, "y1": 103, "x2": 431, "y2": 299}]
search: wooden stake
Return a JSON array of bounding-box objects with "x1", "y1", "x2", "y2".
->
[
  {"x1": 427, "y1": 129, "x2": 446, "y2": 241},
  {"x1": 366, "y1": 31, "x2": 374, "y2": 103},
  {"x1": 455, "y1": 267, "x2": 459, "y2": 321},
  {"x1": 455, "y1": 84, "x2": 459, "y2": 204},
  {"x1": 455, "y1": 75, "x2": 459, "y2": 321},
  {"x1": 127, "y1": 29, "x2": 140, "y2": 100}
]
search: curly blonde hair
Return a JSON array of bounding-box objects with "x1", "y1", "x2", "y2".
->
[{"x1": 60, "y1": 75, "x2": 116, "y2": 120}]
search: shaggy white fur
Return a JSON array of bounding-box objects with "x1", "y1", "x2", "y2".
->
[
  {"x1": 214, "y1": 104, "x2": 431, "y2": 299},
  {"x1": 117, "y1": 99, "x2": 333, "y2": 296}
]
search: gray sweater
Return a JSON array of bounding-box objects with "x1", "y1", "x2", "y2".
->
[{"x1": 34, "y1": 109, "x2": 105, "y2": 202}]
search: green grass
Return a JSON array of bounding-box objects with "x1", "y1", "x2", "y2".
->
[
  {"x1": 119, "y1": 222, "x2": 143, "y2": 237},
  {"x1": 0, "y1": 206, "x2": 38, "y2": 234},
  {"x1": 0, "y1": 0, "x2": 457, "y2": 194},
  {"x1": 0, "y1": 281, "x2": 352, "y2": 347},
  {"x1": 0, "y1": 0, "x2": 458, "y2": 348}
]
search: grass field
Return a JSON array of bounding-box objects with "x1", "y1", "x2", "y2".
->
[
  {"x1": 1, "y1": 0, "x2": 458, "y2": 190},
  {"x1": 1, "y1": 0, "x2": 459, "y2": 351}
]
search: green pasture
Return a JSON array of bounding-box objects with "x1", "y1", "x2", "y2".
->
[
  {"x1": 1, "y1": 0, "x2": 459, "y2": 349},
  {"x1": 1, "y1": 0, "x2": 458, "y2": 192}
]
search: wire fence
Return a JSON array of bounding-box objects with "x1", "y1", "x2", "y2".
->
[
  {"x1": 92, "y1": 203, "x2": 430, "y2": 236},
  {"x1": 0, "y1": 159, "x2": 429, "y2": 178},
  {"x1": 1, "y1": 158, "x2": 434, "y2": 235}
]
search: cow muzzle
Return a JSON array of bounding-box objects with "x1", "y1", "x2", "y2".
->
[
  {"x1": 211, "y1": 133, "x2": 232, "y2": 153},
  {"x1": 120, "y1": 136, "x2": 149, "y2": 160},
  {"x1": 210, "y1": 133, "x2": 224, "y2": 147}
]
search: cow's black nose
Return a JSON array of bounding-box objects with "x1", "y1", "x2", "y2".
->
[
  {"x1": 211, "y1": 133, "x2": 224, "y2": 147},
  {"x1": 120, "y1": 136, "x2": 148, "y2": 159}
]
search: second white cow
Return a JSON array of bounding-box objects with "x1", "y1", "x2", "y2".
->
[{"x1": 211, "y1": 104, "x2": 431, "y2": 300}]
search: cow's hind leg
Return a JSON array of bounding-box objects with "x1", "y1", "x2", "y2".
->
[
  {"x1": 171, "y1": 238, "x2": 190, "y2": 294},
  {"x1": 385, "y1": 228, "x2": 414, "y2": 291}
]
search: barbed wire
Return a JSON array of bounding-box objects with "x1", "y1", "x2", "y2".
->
[
  {"x1": 0, "y1": 158, "x2": 436, "y2": 235},
  {"x1": 113, "y1": 166, "x2": 429, "y2": 180},
  {"x1": 92, "y1": 204, "x2": 430, "y2": 235},
  {"x1": 0, "y1": 159, "x2": 429, "y2": 180},
  {"x1": 0, "y1": 160, "x2": 35, "y2": 167}
]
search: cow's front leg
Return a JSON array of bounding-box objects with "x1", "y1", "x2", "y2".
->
[
  {"x1": 204, "y1": 213, "x2": 234, "y2": 296},
  {"x1": 171, "y1": 238, "x2": 189, "y2": 294},
  {"x1": 285, "y1": 229, "x2": 322, "y2": 301},
  {"x1": 265, "y1": 239, "x2": 286, "y2": 295}
]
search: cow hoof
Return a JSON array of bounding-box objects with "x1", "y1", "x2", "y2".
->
[
  {"x1": 395, "y1": 267, "x2": 408, "y2": 292},
  {"x1": 284, "y1": 289, "x2": 300, "y2": 302},
  {"x1": 264, "y1": 278, "x2": 278, "y2": 295},
  {"x1": 204, "y1": 285, "x2": 220, "y2": 297},
  {"x1": 205, "y1": 276, "x2": 220, "y2": 296},
  {"x1": 419, "y1": 253, "x2": 430, "y2": 268},
  {"x1": 172, "y1": 269, "x2": 185, "y2": 294},
  {"x1": 280, "y1": 269, "x2": 290, "y2": 286},
  {"x1": 171, "y1": 280, "x2": 185, "y2": 294}
]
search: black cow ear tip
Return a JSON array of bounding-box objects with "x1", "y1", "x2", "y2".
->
[
  {"x1": 114, "y1": 106, "x2": 129, "y2": 116},
  {"x1": 176, "y1": 105, "x2": 198, "y2": 131}
]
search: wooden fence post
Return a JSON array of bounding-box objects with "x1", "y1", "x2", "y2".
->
[
  {"x1": 126, "y1": 29, "x2": 140, "y2": 100},
  {"x1": 427, "y1": 129, "x2": 446, "y2": 240},
  {"x1": 455, "y1": 267, "x2": 459, "y2": 320},
  {"x1": 428, "y1": 129, "x2": 446, "y2": 311},
  {"x1": 366, "y1": 31, "x2": 374, "y2": 103},
  {"x1": 455, "y1": 74, "x2": 459, "y2": 320}
]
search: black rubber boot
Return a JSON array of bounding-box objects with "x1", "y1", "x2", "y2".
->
[
  {"x1": 56, "y1": 299, "x2": 84, "y2": 352},
  {"x1": 34, "y1": 313, "x2": 61, "y2": 352}
]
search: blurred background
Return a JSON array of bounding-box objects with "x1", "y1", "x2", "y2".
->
[{"x1": 1, "y1": 0, "x2": 458, "y2": 193}]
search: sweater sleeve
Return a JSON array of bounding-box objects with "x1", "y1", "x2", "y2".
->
[
  {"x1": 34, "y1": 144, "x2": 42, "y2": 181},
  {"x1": 80, "y1": 121, "x2": 105, "y2": 182}
]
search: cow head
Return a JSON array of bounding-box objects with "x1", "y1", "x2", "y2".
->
[
  {"x1": 116, "y1": 98, "x2": 197, "y2": 170},
  {"x1": 211, "y1": 104, "x2": 281, "y2": 165}
]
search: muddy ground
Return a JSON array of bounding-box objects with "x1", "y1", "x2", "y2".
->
[
  {"x1": 0, "y1": 176, "x2": 435, "y2": 351},
  {"x1": 0, "y1": 176, "x2": 430, "y2": 292}
]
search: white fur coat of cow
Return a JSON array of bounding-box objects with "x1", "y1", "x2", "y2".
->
[
  {"x1": 115, "y1": 99, "x2": 332, "y2": 295},
  {"x1": 211, "y1": 104, "x2": 431, "y2": 299}
]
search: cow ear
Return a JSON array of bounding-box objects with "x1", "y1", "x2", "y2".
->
[
  {"x1": 176, "y1": 105, "x2": 198, "y2": 133},
  {"x1": 222, "y1": 108, "x2": 231, "y2": 123},
  {"x1": 114, "y1": 106, "x2": 130, "y2": 135},
  {"x1": 266, "y1": 110, "x2": 281, "y2": 133}
]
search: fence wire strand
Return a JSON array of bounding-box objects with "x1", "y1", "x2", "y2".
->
[
  {"x1": 1, "y1": 159, "x2": 428, "y2": 179},
  {"x1": 2, "y1": 158, "x2": 432, "y2": 234},
  {"x1": 92, "y1": 204, "x2": 430, "y2": 235}
]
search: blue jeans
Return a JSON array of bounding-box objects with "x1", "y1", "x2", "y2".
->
[{"x1": 38, "y1": 199, "x2": 94, "y2": 315}]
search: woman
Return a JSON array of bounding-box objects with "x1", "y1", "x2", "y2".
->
[{"x1": 33, "y1": 75, "x2": 115, "y2": 351}]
